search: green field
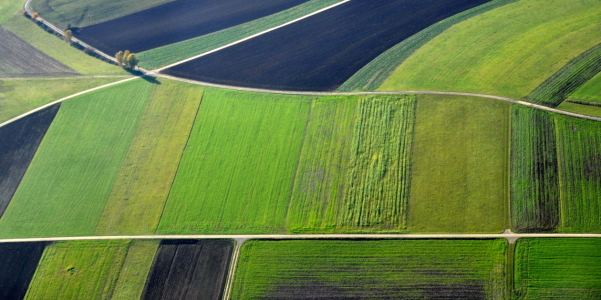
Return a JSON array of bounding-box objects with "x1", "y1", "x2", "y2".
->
[
  {"x1": 25, "y1": 240, "x2": 157, "y2": 299},
  {"x1": 139, "y1": 0, "x2": 342, "y2": 69},
  {"x1": 287, "y1": 95, "x2": 416, "y2": 233},
  {"x1": 157, "y1": 89, "x2": 312, "y2": 234},
  {"x1": 556, "y1": 115, "x2": 601, "y2": 232},
  {"x1": 408, "y1": 95, "x2": 508, "y2": 233},
  {"x1": 30, "y1": 0, "x2": 173, "y2": 29},
  {"x1": 556, "y1": 101, "x2": 601, "y2": 119},
  {"x1": 379, "y1": 0, "x2": 601, "y2": 100},
  {"x1": 1, "y1": 16, "x2": 126, "y2": 75},
  {"x1": 511, "y1": 107, "x2": 560, "y2": 232},
  {"x1": 232, "y1": 239, "x2": 507, "y2": 299},
  {"x1": 569, "y1": 72, "x2": 601, "y2": 104},
  {"x1": 514, "y1": 238, "x2": 601, "y2": 299},
  {"x1": 0, "y1": 79, "x2": 153, "y2": 238},
  {"x1": 338, "y1": 0, "x2": 519, "y2": 92}
]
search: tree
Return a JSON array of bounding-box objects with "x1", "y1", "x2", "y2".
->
[
  {"x1": 31, "y1": 12, "x2": 39, "y2": 20},
  {"x1": 63, "y1": 30, "x2": 72, "y2": 43},
  {"x1": 115, "y1": 51, "x2": 124, "y2": 65},
  {"x1": 125, "y1": 53, "x2": 139, "y2": 69}
]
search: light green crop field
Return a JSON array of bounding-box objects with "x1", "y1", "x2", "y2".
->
[
  {"x1": 157, "y1": 89, "x2": 312, "y2": 234},
  {"x1": 1, "y1": 16, "x2": 126, "y2": 75},
  {"x1": 111, "y1": 240, "x2": 159, "y2": 300},
  {"x1": 379, "y1": 0, "x2": 601, "y2": 100},
  {"x1": 408, "y1": 95, "x2": 508, "y2": 233},
  {"x1": 556, "y1": 101, "x2": 601, "y2": 119},
  {"x1": 569, "y1": 72, "x2": 601, "y2": 104},
  {"x1": 30, "y1": 0, "x2": 173, "y2": 29},
  {"x1": 514, "y1": 238, "x2": 601, "y2": 299},
  {"x1": 0, "y1": 0, "x2": 23, "y2": 24},
  {"x1": 0, "y1": 77, "x2": 124, "y2": 123},
  {"x1": 138, "y1": 0, "x2": 342, "y2": 69},
  {"x1": 233, "y1": 239, "x2": 507, "y2": 299},
  {"x1": 95, "y1": 80, "x2": 203, "y2": 235},
  {"x1": 0, "y1": 80, "x2": 153, "y2": 238},
  {"x1": 287, "y1": 95, "x2": 416, "y2": 233},
  {"x1": 25, "y1": 240, "x2": 131, "y2": 299},
  {"x1": 510, "y1": 107, "x2": 559, "y2": 232},
  {"x1": 556, "y1": 115, "x2": 601, "y2": 232}
]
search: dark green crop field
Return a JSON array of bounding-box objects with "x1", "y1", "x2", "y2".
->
[{"x1": 232, "y1": 239, "x2": 507, "y2": 299}]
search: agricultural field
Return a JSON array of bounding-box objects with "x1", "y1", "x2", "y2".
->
[
  {"x1": 555, "y1": 115, "x2": 601, "y2": 232},
  {"x1": 95, "y1": 81, "x2": 204, "y2": 235},
  {"x1": 408, "y1": 95, "x2": 508, "y2": 233},
  {"x1": 510, "y1": 107, "x2": 560, "y2": 232},
  {"x1": 232, "y1": 239, "x2": 507, "y2": 299},
  {"x1": 514, "y1": 238, "x2": 601, "y2": 299},
  {"x1": 138, "y1": 0, "x2": 342, "y2": 69},
  {"x1": 24, "y1": 240, "x2": 157, "y2": 299},
  {"x1": 0, "y1": 77, "x2": 126, "y2": 123},
  {"x1": 0, "y1": 26, "x2": 77, "y2": 78},
  {"x1": 379, "y1": 0, "x2": 601, "y2": 100},
  {"x1": 74, "y1": 0, "x2": 309, "y2": 55},
  {"x1": 0, "y1": 80, "x2": 153, "y2": 238},
  {"x1": 142, "y1": 240, "x2": 233, "y2": 300},
  {"x1": 0, "y1": 105, "x2": 59, "y2": 218},
  {"x1": 0, "y1": 242, "x2": 45, "y2": 300},
  {"x1": 163, "y1": 0, "x2": 492, "y2": 91},
  {"x1": 556, "y1": 101, "x2": 601, "y2": 119},
  {"x1": 569, "y1": 72, "x2": 601, "y2": 104},
  {"x1": 287, "y1": 95, "x2": 415, "y2": 233},
  {"x1": 157, "y1": 89, "x2": 312, "y2": 234}
]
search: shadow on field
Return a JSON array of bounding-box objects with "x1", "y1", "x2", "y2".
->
[{"x1": 124, "y1": 69, "x2": 161, "y2": 84}]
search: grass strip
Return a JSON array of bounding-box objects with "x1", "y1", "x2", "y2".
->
[
  {"x1": 408, "y1": 95, "x2": 508, "y2": 233},
  {"x1": 138, "y1": 0, "x2": 342, "y2": 69},
  {"x1": 95, "y1": 80, "x2": 203, "y2": 235},
  {"x1": 525, "y1": 43, "x2": 601, "y2": 107},
  {"x1": 338, "y1": 0, "x2": 519, "y2": 92},
  {"x1": 111, "y1": 240, "x2": 159, "y2": 300},
  {"x1": 0, "y1": 80, "x2": 153, "y2": 238},
  {"x1": 510, "y1": 106, "x2": 560, "y2": 232},
  {"x1": 556, "y1": 101, "x2": 601, "y2": 119},
  {"x1": 233, "y1": 239, "x2": 507, "y2": 299},
  {"x1": 157, "y1": 88, "x2": 312, "y2": 234}
]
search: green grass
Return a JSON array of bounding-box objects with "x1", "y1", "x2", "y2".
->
[
  {"x1": 514, "y1": 238, "x2": 601, "y2": 299},
  {"x1": 526, "y1": 43, "x2": 601, "y2": 107},
  {"x1": 157, "y1": 89, "x2": 312, "y2": 234},
  {"x1": 556, "y1": 115, "x2": 601, "y2": 232},
  {"x1": 569, "y1": 71, "x2": 601, "y2": 103},
  {"x1": 95, "y1": 81, "x2": 203, "y2": 235},
  {"x1": 138, "y1": 0, "x2": 342, "y2": 69},
  {"x1": 25, "y1": 240, "x2": 131, "y2": 299},
  {"x1": 111, "y1": 240, "x2": 159, "y2": 300},
  {"x1": 0, "y1": 79, "x2": 153, "y2": 238},
  {"x1": 30, "y1": 0, "x2": 173, "y2": 28},
  {"x1": 408, "y1": 95, "x2": 508, "y2": 233},
  {"x1": 232, "y1": 239, "x2": 507, "y2": 299},
  {"x1": 287, "y1": 95, "x2": 416, "y2": 233},
  {"x1": 379, "y1": 0, "x2": 601, "y2": 100},
  {"x1": 338, "y1": 0, "x2": 519, "y2": 92},
  {"x1": 2, "y1": 16, "x2": 126, "y2": 75},
  {"x1": 556, "y1": 101, "x2": 601, "y2": 118},
  {"x1": 510, "y1": 107, "x2": 560, "y2": 232},
  {"x1": 0, "y1": 77, "x2": 124, "y2": 123},
  {"x1": 0, "y1": 0, "x2": 23, "y2": 24}
]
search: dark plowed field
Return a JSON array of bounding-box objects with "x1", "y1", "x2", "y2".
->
[
  {"x1": 142, "y1": 240, "x2": 234, "y2": 300},
  {"x1": 0, "y1": 242, "x2": 46, "y2": 300},
  {"x1": 74, "y1": 0, "x2": 309, "y2": 55},
  {"x1": 163, "y1": 0, "x2": 493, "y2": 91},
  {"x1": 0, "y1": 104, "x2": 60, "y2": 217}
]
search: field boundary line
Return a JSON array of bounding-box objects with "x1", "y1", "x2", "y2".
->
[
  {"x1": 0, "y1": 77, "x2": 136, "y2": 129},
  {"x1": 153, "y1": 0, "x2": 352, "y2": 72},
  {"x1": 0, "y1": 75, "x2": 133, "y2": 80},
  {"x1": 222, "y1": 240, "x2": 244, "y2": 300},
  {"x1": 2, "y1": 233, "x2": 601, "y2": 243}
]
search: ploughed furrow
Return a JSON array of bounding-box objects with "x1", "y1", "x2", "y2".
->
[
  {"x1": 556, "y1": 116, "x2": 601, "y2": 232},
  {"x1": 0, "y1": 242, "x2": 46, "y2": 300},
  {"x1": 142, "y1": 239, "x2": 234, "y2": 300},
  {"x1": 0, "y1": 104, "x2": 60, "y2": 218},
  {"x1": 511, "y1": 106, "x2": 560, "y2": 232}
]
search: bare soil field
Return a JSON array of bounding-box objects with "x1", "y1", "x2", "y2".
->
[
  {"x1": 0, "y1": 242, "x2": 46, "y2": 300},
  {"x1": 0, "y1": 26, "x2": 78, "y2": 78},
  {"x1": 74, "y1": 0, "x2": 309, "y2": 55},
  {"x1": 0, "y1": 104, "x2": 60, "y2": 218},
  {"x1": 163, "y1": 0, "x2": 492, "y2": 91}
]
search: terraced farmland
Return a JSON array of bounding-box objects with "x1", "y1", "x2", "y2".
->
[
  {"x1": 514, "y1": 238, "x2": 601, "y2": 299},
  {"x1": 379, "y1": 0, "x2": 601, "y2": 100},
  {"x1": 232, "y1": 239, "x2": 507, "y2": 299}
]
